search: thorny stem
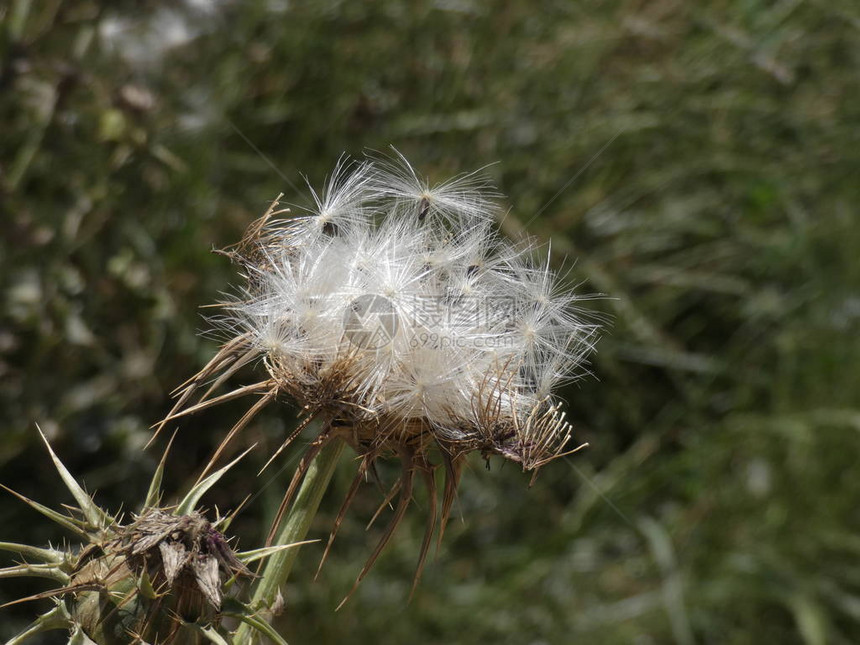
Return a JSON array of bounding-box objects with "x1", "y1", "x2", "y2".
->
[{"x1": 236, "y1": 436, "x2": 345, "y2": 642}]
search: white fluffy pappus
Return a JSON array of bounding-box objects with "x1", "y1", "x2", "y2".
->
[{"x1": 158, "y1": 152, "x2": 601, "y2": 597}]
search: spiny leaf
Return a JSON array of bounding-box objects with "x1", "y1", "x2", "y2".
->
[
  {"x1": 4, "y1": 606, "x2": 71, "y2": 644},
  {"x1": 237, "y1": 540, "x2": 318, "y2": 565},
  {"x1": 176, "y1": 446, "x2": 255, "y2": 516},
  {"x1": 0, "y1": 541, "x2": 64, "y2": 564},
  {"x1": 144, "y1": 429, "x2": 177, "y2": 509},
  {"x1": 229, "y1": 610, "x2": 291, "y2": 645},
  {"x1": 2, "y1": 581, "x2": 117, "y2": 609},
  {"x1": 0, "y1": 484, "x2": 89, "y2": 539},
  {"x1": 36, "y1": 424, "x2": 109, "y2": 530},
  {"x1": 0, "y1": 562, "x2": 70, "y2": 583}
]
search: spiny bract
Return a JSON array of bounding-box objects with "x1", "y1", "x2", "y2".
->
[
  {"x1": 0, "y1": 432, "x2": 294, "y2": 645},
  {"x1": 159, "y1": 151, "x2": 600, "y2": 596}
]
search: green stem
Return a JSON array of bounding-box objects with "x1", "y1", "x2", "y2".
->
[{"x1": 236, "y1": 437, "x2": 344, "y2": 642}]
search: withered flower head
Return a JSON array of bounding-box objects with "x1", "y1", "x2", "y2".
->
[
  {"x1": 158, "y1": 152, "x2": 600, "y2": 595},
  {"x1": 68, "y1": 510, "x2": 248, "y2": 642},
  {"x1": 0, "y1": 431, "x2": 291, "y2": 644},
  {"x1": 113, "y1": 509, "x2": 250, "y2": 613}
]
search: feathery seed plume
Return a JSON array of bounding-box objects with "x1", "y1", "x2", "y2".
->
[{"x1": 158, "y1": 152, "x2": 601, "y2": 596}]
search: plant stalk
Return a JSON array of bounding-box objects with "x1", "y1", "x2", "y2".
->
[{"x1": 235, "y1": 437, "x2": 344, "y2": 642}]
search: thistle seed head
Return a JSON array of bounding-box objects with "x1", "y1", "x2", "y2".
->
[{"x1": 159, "y1": 151, "x2": 601, "y2": 597}]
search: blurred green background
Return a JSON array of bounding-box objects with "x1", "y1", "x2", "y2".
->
[{"x1": 2, "y1": 0, "x2": 859, "y2": 643}]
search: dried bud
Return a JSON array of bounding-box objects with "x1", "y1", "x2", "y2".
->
[
  {"x1": 1, "y1": 430, "x2": 288, "y2": 644},
  {"x1": 70, "y1": 509, "x2": 251, "y2": 642}
]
